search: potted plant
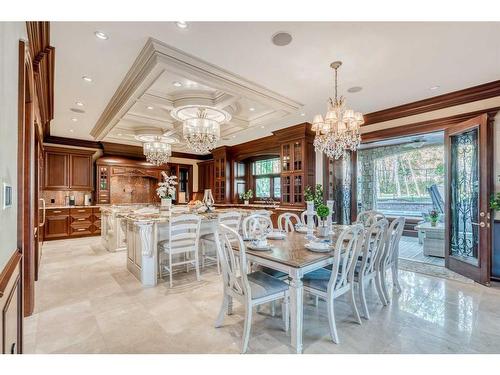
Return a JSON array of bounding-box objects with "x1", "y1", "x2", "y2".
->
[
  {"x1": 156, "y1": 171, "x2": 177, "y2": 210},
  {"x1": 240, "y1": 189, "x2": 253, "y2": 205},
  {"x1": 304, "y1": 184, "x2": 324, "y2": 214},
  {"x1": 490, "y1": 193, "x2": 500, "y2": 219},
  {"x1": 428, "y1": 209, "x2": 439, "y2": 227},
  {"x1": 316, "y1": 204, "x2": 330, "y2": 237}
]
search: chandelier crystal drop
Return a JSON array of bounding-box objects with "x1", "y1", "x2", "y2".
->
[
  {"x1": 143, "y1": 137, "x2": 172, "y2": 165},
  {"x1": 312, "y1": 61, "x2": 363, "y2": 160}
]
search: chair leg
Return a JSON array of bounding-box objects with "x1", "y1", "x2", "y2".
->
[
  {"x1": 227, "y1": 296, "x2": 233, "y2": 315},
  {"x1": 375, "y1": 273, "x2": 388, "y2": 306},
  {"x1": 185, "y1": 252, "x2": 189, "y2": 273},
  {"x1": 216, "y1": 250, "x2": 221, "y2": 275},
  {"x1": 215, "y1": 294, "x2": 228, "y2": 328},
  {"x1": 201, "y1": 240, "x2": 206, "y2": 269},
  {"x1": 326, "y1": 296, "x2": 339, "y2": 344},
  {"x1": 380, "y1": 266, "x2": 390, "y2": 304},
  {"x1": 169, "y1": 252, "x2": 173, "y2": 288},
  {"x1": 271, "y1": 301, "x2": 276, "y2": 317},
  {"x1": 315, "y1": 295, "x2": 319, "y2": 307},
  {"x1": 349, "y1": 286, "x2": 362, "y2": 325},
  {"x1": 392, "y1": 262, "x2": 402, "y2": 293},
  {"x1": 359, "y1": 279, "x2": 370, "y2": 320},
  {"x1": 194, "y1": 250, "x2": 201, "y2": 282},
  {"x1": 241, "y1": 304, "x2": 253, "y2": 354}
]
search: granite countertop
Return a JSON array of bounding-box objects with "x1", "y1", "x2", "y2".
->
[
  {"x1": 124, "y1": 208, "x2": 260, "y2": 223},
  {"x1": 214, "y1": 203, "x2": 303, "y2": 212},
  {"x1": 45, "y1": 205, "x2": 102, "y2": 209}
]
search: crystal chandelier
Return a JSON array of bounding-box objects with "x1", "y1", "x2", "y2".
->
[
  {"x1": 171, "y1": 105, "x2": 231, "y2": 154},
  {"x1": 312, "y1": 61, "x2": 363, "y2": 159},
  {"x1": 139, "y1": 136, "x2": 172, "y2": 166}
]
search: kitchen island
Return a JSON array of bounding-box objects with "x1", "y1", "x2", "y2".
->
[{"x1": 122, "y1": 207, "x2": 258, "y2": 286}]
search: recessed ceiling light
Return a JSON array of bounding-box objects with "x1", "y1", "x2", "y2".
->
[
  {"x1": 172, "y1": 81, "x2": 182, "y2": 87},
  {"x1": 430, "y1": 85, "x2": 440, "y2": 91},
  {"x1": 347, "y1": 86, "x2": 363, "y2": 93},
  {"x1": 69, "y1": 129, "x2": 74, "y2": 133},
  {"x1": 117, "y1": 133, "x2": 123, "y2": 136},
  {"x1": 82, "y1": 75, "x2": 93, "y2": 83},
  {"x1": 232, "y1": 135, "x2": 236, "y2": 138},
  {"x1": 71, "y1": 118, "x2": 78, "y2": 122},
  {"x1": 249, "y1": 107, "x2": 255, "y2": 112},
  {"x1": 176, "y1": 21, "x2": 188, "y2": 29},
  {"x1": 94, "y1": 31, "x2": 109, "y2": 40},
  {"x1": 271, "y1": 32, "x2": 293, "y2": 46},
  {"x1": 300, "y1": 113, "x2": 305, "y2": 116},
  {"x1": 75, "y1": 101, "x2": 84, "y2": 106},
  {"x1": 147, "y1": 106, "x2": 154, "y2": 110},
  {"x1": 260, "y1": 125, "x2": 265, "y2": 129}
]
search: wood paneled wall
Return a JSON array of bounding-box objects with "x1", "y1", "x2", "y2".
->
[{"x1": 0, "y1": 251, "x2": 23, "y2": 354}]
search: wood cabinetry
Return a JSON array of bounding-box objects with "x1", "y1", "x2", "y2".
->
[
  {"x1": 44, "y1": 207, "x2": 101, "y2": 240},
  {"x1": 274, "y1": 124, "x2": 315, "y2": 208},
  {"x1": 213, "y1": 147, "x2": 231, "y2": 203},
  {"x1": 197, "y1": 160, "x2": 214, "y2": 194},
  {"x1": 43, "y1": 146, "x2": 94, "y2": 191}
]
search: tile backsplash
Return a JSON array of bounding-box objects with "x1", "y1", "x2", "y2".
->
[{"x1": 41, "y1": 190, "x2": 93, "y2": 207}]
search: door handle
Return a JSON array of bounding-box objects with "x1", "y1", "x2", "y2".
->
[{"x1": 471, "y1": 222, "x2": 486, "y2": 228}]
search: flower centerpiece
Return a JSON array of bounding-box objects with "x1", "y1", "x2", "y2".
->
[
  {"x1": 428, "y1": 209, "x2": 439, "y2": 227},
  {"x1": 240, "y1": 189, "x2": 253, "y2": 205},
  {"x1": 156, "y1": 171, "x2": 177, "y2": 209},
  {"x1": 316, "y1": 204, "x2": 330, "y2": 237}
]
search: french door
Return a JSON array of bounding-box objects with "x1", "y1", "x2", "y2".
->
[{"x1": 445, "y1": 114, "x2": 493, "y2": 285}]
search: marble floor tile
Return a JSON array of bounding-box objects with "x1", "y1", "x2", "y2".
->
[{"x1": 26, "y1": 236, "x2": 500, "y2": 354}]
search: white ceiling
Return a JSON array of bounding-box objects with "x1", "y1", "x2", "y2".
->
[{"x1": 51, "y1": 22, "x2": 500, "y2": 150}]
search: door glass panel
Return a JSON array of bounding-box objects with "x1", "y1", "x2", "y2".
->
[{"x1": 450, "y1": 129, "x2": 479, "y2": 263}]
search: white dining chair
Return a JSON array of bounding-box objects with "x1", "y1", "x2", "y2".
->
[
  {"x1": 277, "y1": 212, "x2": 301, "y2": 232},
  {"x1": 201, "y1": 211, "x2": 242, "y2": 274},
  {"x1": 158, "y1": 214, "x2": 202, "y2": 288},
  {"x1": 379, "y1": 217, "x2": 405, "y2": 304},
  {"x1": 300, "y1": 210, "x2": 319, "y2": 227},
  {"x1": 214, "y1": 224, "x2": 289, "y2": 353},
  {"x1": 302, "y1": 224, "x2": 364, "y2": 344},
  {"x1": 354, "y1": 219, "x2": 388, "y2": 319},
  {"x1": 355, "y1": 210, "x2": 386, "y2": 227},
  {"x1": 242, "y1": 214, "x2": 273, "y2": 238}
]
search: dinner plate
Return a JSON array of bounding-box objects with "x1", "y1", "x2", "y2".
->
[
  {"x1": 247, "y1": 243, "x2": 272, "y2": 251},
  {"x1": 295, "y1": 226, "x2": 309, "y2": 233},
  {"x1": 266, "y1": 231, "x2": 286, "y2": 240},
  {"x1": 305, "y1": 242, "x2": 332, "y2": 253}
]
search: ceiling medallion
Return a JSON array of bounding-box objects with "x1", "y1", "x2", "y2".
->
[
  {"x1": 135, "y1": 134, "x2": 177, "y2": 166},
  {"x1": 312, "y1": 61, "x2": 363, "y2": 160},
  {"x1": 170, "y1": 105, "x2": 231, "y2": 154}
]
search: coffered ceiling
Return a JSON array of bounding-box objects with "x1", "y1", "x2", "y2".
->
[{"x1": 50, "y1": 22, "x2": 500, "y2": 152}]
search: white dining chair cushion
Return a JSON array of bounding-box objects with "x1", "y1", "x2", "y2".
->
[
  {"x1": 238, "y1": 271, "x2": 289, "y2": 300},
  {"x1": 302, "y1": 268, "x2": 334, "y2": 292}
]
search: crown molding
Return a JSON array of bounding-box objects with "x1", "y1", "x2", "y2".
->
[{"x1": 363, "y1": 80, "x2": 500, "y2": 126}]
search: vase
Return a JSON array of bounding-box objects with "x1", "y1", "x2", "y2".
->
[
  {"x1": 161, "y1": 198, "x2": 172, "y2": 210},
  {"x1": 318, "y1": 224, "x2": 329, "y2": 238},
  {"x1": 244, "y1": 200, "x2": 249, "y2": 205},
  {"x1": 306, "y1": 201, "x2": 315, "y2": 214},
  {"x1": 430, "y1": 220, "x2": 437, "y2": 227}
]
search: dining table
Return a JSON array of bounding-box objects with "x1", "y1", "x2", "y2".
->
[{"x1": 240, "y1": 227, "x2": 351, "y2": 354}]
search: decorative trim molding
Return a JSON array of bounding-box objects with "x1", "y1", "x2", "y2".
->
[
  {"x1": 42, "y1": 136, "x2": 210, "y2": 160},
  {"x1": 26, "y1": 22, "x2": 55, "y2": 137},
  {"x1": 0, "y1": 251, "x2": 22, "y2": 299},
  {"x1": 363, "y1": 80, "x2": 500, "y2": 126},
  {"x1": 361, "y1": 107, "x2": 500, "y2": 143},
  {"x1": 90, "y1": 37, "x2": 303, "y2": 141}
]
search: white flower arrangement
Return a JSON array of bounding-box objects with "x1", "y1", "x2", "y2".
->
[{"x1": 156, "y1": 171, "x2": 178, "y2": 199}]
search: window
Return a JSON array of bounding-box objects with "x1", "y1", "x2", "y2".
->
[
  {"x1": 357, "y1": 133, "x2": 445, "y2": 217},
  {"x1": 252, "y1": 158, "x2": 281, "y2": 200}
]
